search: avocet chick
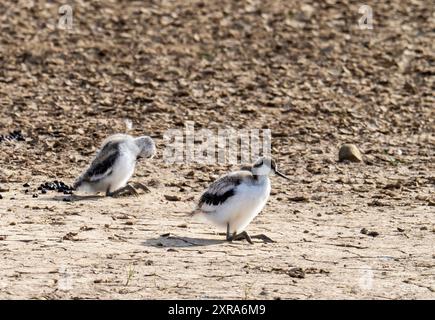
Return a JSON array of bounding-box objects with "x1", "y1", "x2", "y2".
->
[
  {"x1": 191, "y1": 157, "x2": 290, "y2": 244},
  {"x1": 73, "y1": 134, "x2": 155, "y2": 197}
]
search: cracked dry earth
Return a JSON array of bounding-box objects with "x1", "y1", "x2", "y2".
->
[{"x1": 0, "y1": 0, "x2": 434, "y2": 299}]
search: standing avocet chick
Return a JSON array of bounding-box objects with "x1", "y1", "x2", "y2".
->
[
  {"x1": 73, "y1": 134, "x2": 156, "y2": 197},
  {"x1": 191, "y1": 157, "x2": 290, "y2": 244}
]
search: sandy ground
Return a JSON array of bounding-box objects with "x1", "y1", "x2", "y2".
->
[{"x1": 0, "y1": 0, "x2": 434, "y2": 299}]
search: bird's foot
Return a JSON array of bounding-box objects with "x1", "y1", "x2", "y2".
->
[
  {"x1": 107, "y1": 184, "x2": 139, "y2": 198},
  {"x1": 251, "y1": 234, "x2": 276, "y2": 243},
  {"x1": 228, "y1": 231, "x2": 253, "y2": 244},
  {"x1": 131, "y1": 182, "x2": 151, "y2": 193}
]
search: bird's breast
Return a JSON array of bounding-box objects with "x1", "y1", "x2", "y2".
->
[{"x1": 236, "y1": 180, "x2": 271, "y2": 203}]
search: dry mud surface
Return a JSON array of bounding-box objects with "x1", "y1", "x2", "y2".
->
[{"x1": 0, "y1": 1, "x2": 434, "y2": 299}]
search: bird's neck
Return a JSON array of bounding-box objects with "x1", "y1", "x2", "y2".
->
[
  {"x1": 131, "y1": 143, "x2": 142, "y2": 158},
  {"x1": 252, "y1": 173, "x2": 269, "y2": 184}
]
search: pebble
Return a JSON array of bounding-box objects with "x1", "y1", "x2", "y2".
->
[
  {"x1": 288, "y1": 267, "x2": 305, "y2": 279},
  {"x1": 288, "y1": 195, "x2": 310, "y2": 202},
  {"x1": 339, "y1": 144, "x2": 363, "y2": 162},
  {"x1": 164, "y1": 194, "x2": 181, "y2": 201},
  {"x1": 361, "y1": 228, "x2": 379, "y2": 237}
]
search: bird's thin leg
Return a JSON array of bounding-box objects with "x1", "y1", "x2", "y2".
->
[
  {"x1": 232, "y1": 231, "x2": 253, "y2": 244},
  {"x1": 226, "y1": 223, "x2": 232, "y2": 242},
  {"x1": 131, "y1": 182, "x2": 151, "y2": 193},
  {"x1": 106, "y1": 184, "x2": 139, "y2": 198},
  {"x1": 251, "y1": 234, "x2": 276, "y2": 243}
]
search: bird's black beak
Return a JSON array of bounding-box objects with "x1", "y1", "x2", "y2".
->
[{"x1": 275, "y1": 170, "x2": 290, "y2": 180}]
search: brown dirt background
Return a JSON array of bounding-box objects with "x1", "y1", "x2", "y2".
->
[{"x1": 0, "y1": 0, "x2": 434, "y2": 299}]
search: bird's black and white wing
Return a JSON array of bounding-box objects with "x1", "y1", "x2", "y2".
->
[
  {"x1": 74, "y1": 141, "x2": 120, "y2": 188},
  {"x1": 193, "y1": 171, "x2": 250, "y2": 214}
]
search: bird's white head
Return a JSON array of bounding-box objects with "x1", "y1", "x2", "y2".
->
[
  {"x1": 251, "y1": 157, "x2": 290, "y2": 180},
  {"x1": 134, "y1": 136, "x2": 156, "y2": 159}
]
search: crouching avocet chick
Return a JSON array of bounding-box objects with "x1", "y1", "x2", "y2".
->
[
  {"x1": 73, "y1": 134, "x2": 156, "y2": 197},
  {"x1": 190, "y1": 157, "x2": 290, "y2": 244}
]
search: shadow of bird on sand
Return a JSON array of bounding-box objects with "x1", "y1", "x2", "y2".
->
[
  {"x1": 143, "y1": 234, "x2": 226, "y2": 248},
  {"x1": 46, "y1": 194, "x2": 105, "y2": 202}
]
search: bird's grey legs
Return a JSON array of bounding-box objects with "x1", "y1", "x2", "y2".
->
[
  {"x1": 251, "y1": 234, "x2": 276, "y2": 243},
  {"x1": 106, "y1": 184, "x2": 139, "y2": 197},
  {"x1": 226, "y1": 223, "x2": 231, "y2": 241},
  {"x1": 107, "y1": 182, "x2": 151, "y2": 197},
  {"x1": 232, "y1": 231, "x2": 253, "y2": 244},
  {"x1": 130, "y1": 182, "x2": 151, "y2": 193},
  {"x1": 226, "y1": 223, "x2": 253, "y2": 244},
  {"x1": 225, "y1": 223, "x2": 273, "y2": 244}
]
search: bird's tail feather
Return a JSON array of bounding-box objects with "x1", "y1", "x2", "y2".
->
[
  {"x1": 72, "y1": 179, "x2": 82, "y2": 191},
  {"x1": 188, "y1": 208, "x2": 201, "y2": 217}
]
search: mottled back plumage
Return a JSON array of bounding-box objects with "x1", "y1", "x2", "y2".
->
[
  {"x1": 193, "y1": 171, "x2": 253, "y2": 214},
  {"x1": 74, "y1": 141, "x2": 120, "y2": 188}
]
